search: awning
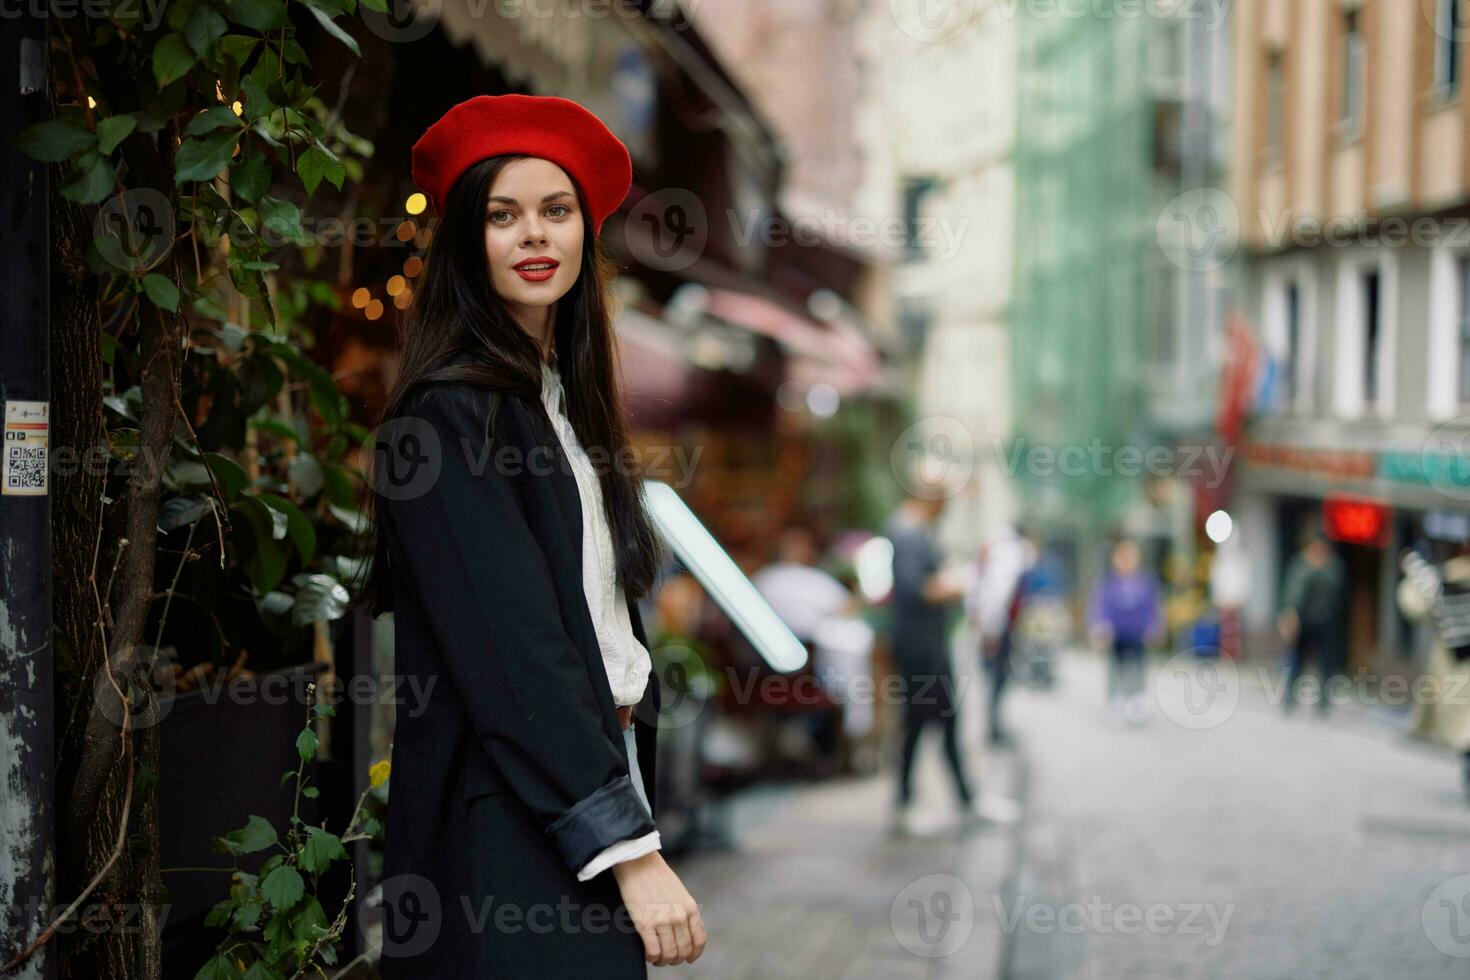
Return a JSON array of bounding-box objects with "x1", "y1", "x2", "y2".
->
[{"x1": 703, "y1": 288, "x2": 881, "y2": 397}]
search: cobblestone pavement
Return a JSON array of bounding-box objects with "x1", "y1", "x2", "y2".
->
[
  {"x1": 665, "y1": 640, "x2": 1024, "y2": 979},
  {"x1": 1007, "y1": 649, "x2": 1470, "y2": 980}
]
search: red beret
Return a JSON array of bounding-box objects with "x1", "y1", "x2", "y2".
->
[{"x1": 411, "y1": 94, "x2": 633, "y2": 236}]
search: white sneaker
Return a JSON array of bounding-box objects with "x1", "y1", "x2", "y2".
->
[
  {"x1": 969, "y1": 794, "x2": 1021, "y2": 825},
  {"x1": 1124, "y1": 694, "x2": 1149, "y2": 726}
]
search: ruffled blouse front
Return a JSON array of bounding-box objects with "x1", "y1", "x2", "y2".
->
[{"x1": 538, "y1": 355, "x2": 653, "y2": 708}]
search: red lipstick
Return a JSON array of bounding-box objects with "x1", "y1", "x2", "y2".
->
[{"x1": 513, "y1": 256, "x2": 559, "y2": 282}]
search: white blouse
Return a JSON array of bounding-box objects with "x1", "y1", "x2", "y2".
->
[
  {"x1": 538, "y1": 356, "x2": 653, "y2": 707},
  {"x1": 538, "y1": 354, "x2": 660, "y2": 882}
]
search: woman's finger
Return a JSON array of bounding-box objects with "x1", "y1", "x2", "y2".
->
[
  {"x1": 689, "y1": 907, "x2": 708, "y2": 960},
  {"x1": 655, "y1": 923, "x2": 678, "y2": 965},
  {"x1": 672, "y1": 917, "x2": 694, "y2": 964}
]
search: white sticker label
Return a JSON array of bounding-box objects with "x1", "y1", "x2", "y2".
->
[{"x1": 3, "y1": 400, "x2": 49, "y2": 496}]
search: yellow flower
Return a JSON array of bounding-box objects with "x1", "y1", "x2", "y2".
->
[{"x1": 369, "y1": 760, "x2": 391, "y2": 789}]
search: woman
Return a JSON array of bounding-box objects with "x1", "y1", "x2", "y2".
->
[
  {"x1": 1087, "y1": 537, "x2": 1164, "y2": 724},
  {"x1": 355, "y1": 94, "x2": 707, "y2": 977}
]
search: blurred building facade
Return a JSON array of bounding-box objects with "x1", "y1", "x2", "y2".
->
[
  {"x1": 1012, "y1": 4, "x2": 1230, "y2": 608},
  {"x1": 844, "y1": 0, "x2": 1020, "y2": 554},
  {"x1": 1229, "y1": 0, "x2": 1470, "y2": 670}
]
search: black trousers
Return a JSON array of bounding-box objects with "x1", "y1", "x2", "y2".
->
[
  {"x1": 986, "y1": 630, "x2": 1013, "y2": 741},
  {"x1": 895, "y1": 672, "x2": 973, "y2": 807},
  {"x1": 1285, "y1": 622, "x2": 1339, "y2": 714}
]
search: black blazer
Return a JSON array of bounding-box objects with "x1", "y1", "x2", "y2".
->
[{"x1": 375, "y1": 369, "x2": 660, "y2": 978}]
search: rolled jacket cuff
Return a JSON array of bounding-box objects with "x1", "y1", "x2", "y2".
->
[{"x1": 546, "y1": 775, "x2": 658, "y2": 873}]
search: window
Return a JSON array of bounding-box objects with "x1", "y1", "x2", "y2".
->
[
  {"x1": 1284, "y1": 281, "x2": 1301, "y2": 409},
  {"x1": 1362, "y1": 269, "x2": 1381, "y2": 406},
  {"x1": 1267, "y1": 49, "x2": 1286, "y2": 160},
  {"x1": 1341, "y1": 8, "x2": 1364, "y2": 135},
  {"x1": 1458, "y1": 256, "x2": 1470, "y2": 403},
  {"x1": 1436, "y1": 0, "x2": 1463, "y2": 96}
]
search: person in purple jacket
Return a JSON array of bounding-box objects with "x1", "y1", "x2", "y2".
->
[{"x1": 1087, "y1": 538, "x2": 1165, "y2": 723}]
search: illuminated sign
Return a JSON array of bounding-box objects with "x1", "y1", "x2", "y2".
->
[{"x1": 1322, "y1": 492, "x2": 1390, "y2": 547}]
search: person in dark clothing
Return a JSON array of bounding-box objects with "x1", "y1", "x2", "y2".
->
[
  {"x1": 884, "y1": 483, "x2": 1017, "y2": 833},
  {"x1": 1278, "y1": 529, "x2": 1347, "y2": 716}
]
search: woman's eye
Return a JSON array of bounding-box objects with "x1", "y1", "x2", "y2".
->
[
  {"x1": 487, "y1": 209, "x2": 514, "y2": 224},
  {"x1": 546, "y1": 204, "x2": 571, "y2": 218}
]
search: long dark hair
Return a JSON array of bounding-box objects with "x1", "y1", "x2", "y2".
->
[{"x1": 351, "y1": 154, "x2": 662, "y2": 617}]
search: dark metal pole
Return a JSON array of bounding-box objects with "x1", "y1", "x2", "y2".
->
[{"x1": 0, "y1": 5, "x2": 54, "y2": 978}]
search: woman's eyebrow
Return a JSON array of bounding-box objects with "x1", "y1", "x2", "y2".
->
[{"x1": 487, "y1": 190, "x2": 575, "y2": 205}]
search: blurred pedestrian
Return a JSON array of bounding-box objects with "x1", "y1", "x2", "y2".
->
[
  {"x1": 1088, "y1": 538, "x2": 1165, "y2": 724},
  {"x1": 1277, "y1": 528, "x2": 1347, "y2": 716},
  {"x1": 753, "y1": 526, "x2": 861, "y2": 769},
  {"x1": 1397, "y1": 544, "x2": 1470, "y2": 801},
  {"x1": 968, "y1": 524, "x2": 1037, "y2": 746},
  {"x1": 884, "y1": 480, "x2": 1018, "y2": 834}
]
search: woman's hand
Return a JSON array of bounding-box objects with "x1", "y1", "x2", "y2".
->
[{"x1": 611, "y1": 851, "x2": 707, "y2": 966}]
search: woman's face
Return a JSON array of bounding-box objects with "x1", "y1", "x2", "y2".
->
[{"x1": 482, "y1": 157, "x2": 585, "y2": 326}]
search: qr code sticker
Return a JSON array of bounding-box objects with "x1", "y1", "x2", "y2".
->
[{"x1": 5, "y1": 445, "x2": 46, "y2": 491}]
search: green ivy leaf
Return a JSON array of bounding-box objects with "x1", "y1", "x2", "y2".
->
[
  {"x1": 186, "y1": 105, "x2": 244, "y2": 137},
  {"x1": 232, "y1": 140, "x2": 270, "y2": 204},
  {"x1": 297, "y1": 144, "x2": 344, "y2": 197},
  {"x1": 152, "y1": 33, "x2": 197, "y2": 88},
  {"x1": 185, "y1": 4, "x2": 229, "y2": 59},
  {"x1": 15, "y1": 118, "x2": 96, "y2": 162},
  {"x1": 242, "y1": 959, "x2": 284, "y2": 980},
  {"x1": 192, "y1": 952, "x2": 238, "y2": 980},
  {"x1": 300, "y1": 0, "x2": 361, "y2": 57},
  {"x1": 259, "y1": 493, "x2": 316, "y2": 562},
  {"x1": 95, "y1": 114, "x2": 137, "y2": 155},
  {"x1": 225, "y1": 0, "x2": 290, "y2": 30},
  {"x1": 296, "y1": 726, "x2": 318, "y2": 762},
  {"x1": 260, "y1": 864, "x2": 304, "y2": 911},
  {"x1": 141, "y1": 272, "x2": 180, "y2": 312},
  {"x1": 360, "y1": 0, "x2": 388, "y2": 10},
  {"x1": 175, "y1": 128, "x2": 242, "y2": 184},
  {"x1": 215, "y1": 813, "x2": 278, "y2": 855},
  {"x1": 59, "y1": 152, "x2": 115, "y2": 205},
  {"x1": 299, "y1": 826, "x2": 346, "y2": 875},
  {"x1": 257, "y1": 196, "x2": 307, "y2": 246}
]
